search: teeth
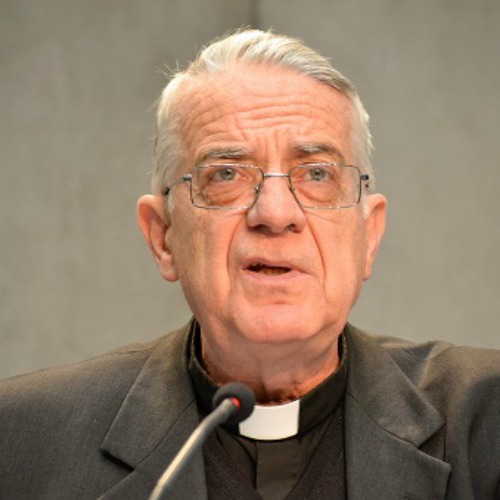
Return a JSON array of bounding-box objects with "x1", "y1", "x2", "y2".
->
[
  {"x1": 249, "y1": 263, "x2": 290, "y2": 275},
  {"x1": 259, "y1": 267, "x2": 288, "y2": 275}
]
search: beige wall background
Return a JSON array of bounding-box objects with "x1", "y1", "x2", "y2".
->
[{"x1": 1, "y1": 0, "x2": 499, "y2": 379}]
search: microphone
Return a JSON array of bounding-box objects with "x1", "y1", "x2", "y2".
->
[{"x1": 149, "y1": 382, "x2": 255, "y2": 500}]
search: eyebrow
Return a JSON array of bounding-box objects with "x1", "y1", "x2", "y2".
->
[
  {"x1": 196, "y1": 143, "x2": 346, "y2": 164},
  {"x1": 294, "y1": 143, "x2": 346, "y2": 164},
  {"x1": 197, "y1": 147, "x2": 249, "y2": 163}
]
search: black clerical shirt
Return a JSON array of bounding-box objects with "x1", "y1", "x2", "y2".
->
[{"x1": 188, "y1": 322, "x2": 348, "y2": 499}]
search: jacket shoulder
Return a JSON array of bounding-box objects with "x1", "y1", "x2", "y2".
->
[
  {"x1": 347, "y1": 324, "x2": 500, "y2": 437},
  {"x1": 0, "y1": 329, "x2": 195, "y2": 446},
  {"x1": 0, "y1": 329, "x2": 189, "y2": 498},
  {"x1": 0, "y1": 338, "x2": 158, "y2": 411},
  {"x1": 348, "y1": 324, "x2": 500, "y2": 386},
  {"x1": 390, "y1": 335, "x2": 499, "y2": 387}
]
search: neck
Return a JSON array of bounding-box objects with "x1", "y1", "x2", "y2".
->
[{"x1": 201, "y1": 332, "x2": 341, "y2": 404}]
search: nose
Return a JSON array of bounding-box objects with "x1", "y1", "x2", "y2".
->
[{"x1": 246, "y1": 174, "x2": 307, "y2": 234}]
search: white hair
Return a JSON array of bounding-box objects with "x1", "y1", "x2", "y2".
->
[{"x1": 152, "y1": 29, "x2": 374, "y2": 198}]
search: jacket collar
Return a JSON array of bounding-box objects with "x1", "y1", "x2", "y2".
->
[
  {"x1": 98, "y1": 322, "x2": 207, "y2": 500},
  {"x1": 344, "y1": 324, "x2": 451, "y2": 498}
]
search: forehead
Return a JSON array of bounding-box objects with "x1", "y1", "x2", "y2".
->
[{"x1": 178, "y1": 64, "x2": 355, "y2": 166}]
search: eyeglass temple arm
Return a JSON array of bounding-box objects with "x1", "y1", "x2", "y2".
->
[{"x1": 163, "y1": 174, "x2": 192, "y2": 196}]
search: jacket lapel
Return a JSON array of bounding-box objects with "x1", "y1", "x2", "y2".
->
[
  {"x1": 98, "y1": 324, "x2": 207, "y2": 500},
  {"x1": 344, "y1": 326, "x2": 451, "y2": 499}
]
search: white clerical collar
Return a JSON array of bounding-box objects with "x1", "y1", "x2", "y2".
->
[{"x1": 239, "y1": 399, "x2": 300, "y2": 440}]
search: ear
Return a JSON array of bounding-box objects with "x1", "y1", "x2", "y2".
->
[
  {"x1": 137, "y1": 195, "x2": 179, "y2": 282},
  {"x1": 363, "y1": 194, "x2": 387, "y2": 280}
]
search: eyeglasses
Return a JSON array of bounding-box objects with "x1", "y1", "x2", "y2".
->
[{"x1": 163, "y1": 163, "x2": 370, "y2": 210}]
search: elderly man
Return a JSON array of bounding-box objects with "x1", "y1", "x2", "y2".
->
[{"x1": 1, "y1": 30, "x2": 500, "y2": 499}]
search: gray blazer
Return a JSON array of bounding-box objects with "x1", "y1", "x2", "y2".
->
[{"x1": 1, "y1": 323, "x2": 500, "y2": 499}]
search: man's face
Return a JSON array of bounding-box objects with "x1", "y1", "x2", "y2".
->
[{"x1": 142, "y1": 65, "x2": 385, "y2": 355}]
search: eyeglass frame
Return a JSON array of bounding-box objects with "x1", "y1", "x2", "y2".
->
[{"x1": 162, "y1": 163, "x2": 370, "y2": 211}]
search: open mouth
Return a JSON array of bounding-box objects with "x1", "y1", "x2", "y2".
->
[{"x1": 248, "y1": 262, "x2": 291, "y2": 275}]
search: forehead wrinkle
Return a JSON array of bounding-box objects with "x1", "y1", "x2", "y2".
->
[
  {"x1": 234, "y1": 99, "x2": 331, "y2": 127},
  {"x1": 181, "y1": 69, "x2": 355, "y2": 168},
  {"x1": 180, "y1": 86, "x2": 244, "y2": 160}
]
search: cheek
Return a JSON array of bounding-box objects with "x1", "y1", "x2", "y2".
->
[
  {"x1": 168, "y1": 219, "x2": 212, "y2": 318},
  {"x1": 314, "y1": 217, "x2": 367, "y2": 299},
  {"x1": 170, "y1": 210, "x2": 237, "y2": 291}
]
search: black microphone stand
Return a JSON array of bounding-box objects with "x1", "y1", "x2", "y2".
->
[{"x1": 149, "y1": 382, "x2": 255, "y2": 500}]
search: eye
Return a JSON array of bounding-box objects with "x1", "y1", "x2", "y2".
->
[
  {"x1": 212, "y1": 167, "x2": 238, "y2": 181},
  {"x1": 306, "y1": 166, "x2": 330, "y2": 182}
]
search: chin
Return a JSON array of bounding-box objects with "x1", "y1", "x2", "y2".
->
[{"x1": 234, "y1": 307, "x2": 324, "y2": 345}]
